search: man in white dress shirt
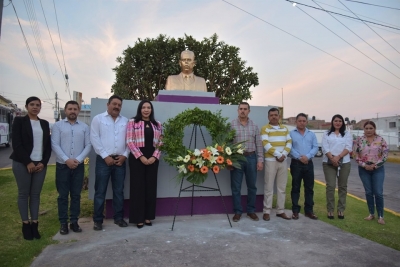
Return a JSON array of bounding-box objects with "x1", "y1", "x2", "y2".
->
[
  {"x1": 165, "y1": 50, "x2": 207, "y2": 92},
  {"x1": 90, "y1": 95, "x2": 130, "y2": 230}
]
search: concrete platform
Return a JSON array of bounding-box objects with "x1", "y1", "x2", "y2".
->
[{"x1": 31, "y1": 211, "x2": 400, "y2": 267}]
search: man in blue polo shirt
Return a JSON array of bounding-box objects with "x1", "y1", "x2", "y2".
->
[{"x1": 289, "y1": 113, "x2": 319, "y2": 220}]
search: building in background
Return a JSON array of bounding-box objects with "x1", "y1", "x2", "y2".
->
[{"x1": 78, "y1": 104, "x2": 91, "y2": 125}]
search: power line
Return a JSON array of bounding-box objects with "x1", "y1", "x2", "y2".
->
[
  {"x1": 343, "y1": 0, "x2": 400, "y2": 11},
  {"x1": 23, "y1": 0, "x2": 55, "y2": 96},
  {"x1": 53, "y1": 0, "x2": 71, "y2": 99},
  {"x1": 338, "y1": 0, "x2": 400, "y2": 56},
  {"x1": 285, "y1": 0, "x2": 400, "y2": 30},
  {"x1": 10, "y1": 1, "x2": 51, "y2": 100},
  {"x1": 312, "y1": 0, "x2": 400, "y2": 70},
  {"x1": 221, "y1": 0, "x2": 400, "y2": 91},
  {"x1": 314, "y1": 0, "x2": 400, "y2": 29},
  {"x1": 39, "y1": 0, "x2": 69, "y2": 87},
  {"x1": 295, "y1": 4, "x2": 400, "y2": 80}
]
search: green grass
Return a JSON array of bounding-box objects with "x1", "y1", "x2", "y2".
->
[
  {"x1": 0, "y1": 167, "x2": 399, "y2": 267},
  {"x1": 284, "y1": 175, "x2": 400, "y2": 251},
  {"x1": 0, "y1": 166, "x2": 92, "y2": 267}
]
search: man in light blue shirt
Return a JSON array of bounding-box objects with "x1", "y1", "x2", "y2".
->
[
  {"x1": 289, "y1": 113, "x2": 318, "y2": 220},
  {"x1": 51, "y1": 100, "x2": 91, "y2": 235}
]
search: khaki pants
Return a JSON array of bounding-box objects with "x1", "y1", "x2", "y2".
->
[
  {"x1": 323, "y1": 162, "x2": 351, "y2": 213},
  {"x1": 263, "y1": 160, "x2": 288, "y2": 214}
]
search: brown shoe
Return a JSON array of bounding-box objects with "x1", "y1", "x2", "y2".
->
[
  {"x1": 262, "y1": 213, "x2": 270, "y2": 221},
  {"x1": 305, "y1": 212, "x2": 318, "y2": 220},
  {"x1": 292, "y1": 212, "x2": 299, "y2": 220},
  {"x1": 276, "y1": 213, "x2": 291, "y2": 220},
  {"x1": 247, "y1": 213, "x2": 259, "y2": 221},
  {"x1": 232, "y1": 214, "x2": 241, "y2": 222}
]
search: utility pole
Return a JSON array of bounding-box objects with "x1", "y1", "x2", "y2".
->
[{"x1": 54, "y1": 92, "x2": 59, "y2": 122}]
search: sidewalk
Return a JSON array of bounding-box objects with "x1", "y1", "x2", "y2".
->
[{"x1": 31, "y1": 212, "x2": 400, "y2": 267}]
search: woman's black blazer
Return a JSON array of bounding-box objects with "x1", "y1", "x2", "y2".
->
[{"x1": 9, "y1": 115, "x2": 52, "y2": 166}]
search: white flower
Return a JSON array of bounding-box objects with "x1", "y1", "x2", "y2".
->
[
  {"x1": 178, "y1": 165, "x2": 187, "y2": 174},
  {"x1": 209, "y1": 155, "x2": 217, "y2": 164},
  {"x1": 225, "y1": 147, "x2": 232, "y2": 155},
  {"x1": 237, "y1": 148, "x2": 244, "y2": 154},
  {"x1": 183, "y1": 155, "x2": 191, "y2": 163},
  {"x1": 176, "y1": 156, "x2": 183, "y2": 161},
  {"x1": 209, "y1": 146, "x2": 219, "y2": 156},
  {"x1": 196, "y1": 158, "x2": 204, "y2": 168},
  {"x1": 237, "y1": 143, "x2": 242, "y2": 148},
  {"x1": 194, "y1": 149, "x2": 202, "y2": 156}
]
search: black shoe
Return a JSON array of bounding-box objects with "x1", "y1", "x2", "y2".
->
[
  {"x1": 22, "y1": 222, "x2": 33, "y2": 240},
  {"x1": 69, "y1": 222, "x2": 82, "y2": 233},
  {"x1": 327, "y1": 212, "x2": 334, "y2": 220},
  {"x1": 137, "y1": 223, "x2": 144, "y2": 229},
  {"x1": 114, "y1": 219, "x2": 128, "y2": 227},
  {"x1": 60, "y1": 223, "x2": 69, "y2": 235},
  {"x1": 338, "y1": 212, "x2": 345, "y2": 219},
  {"x1": 145, "y1": 221, "x2": 152, "y2": 226},
  {"x1": 31, "y1": 221, "x2": 41, "y2": 239},
  {"x1": 93, "y1": 222, "x2": 103, "y2": 231}
]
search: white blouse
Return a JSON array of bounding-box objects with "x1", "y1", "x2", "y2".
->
[
  {"x1": 321, "y1": 130, "x2": 353, "y2": 163},
  {"x1": 30, "y1": 120, "x2": 43, "y2": 161}
]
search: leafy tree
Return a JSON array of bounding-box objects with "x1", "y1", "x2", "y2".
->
[{"x1": 111, "y1": 34, "x2": 259, "y2": 104}]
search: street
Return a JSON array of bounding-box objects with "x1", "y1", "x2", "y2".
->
[{"x1": 1, "y1": 144, "x2": 399, "y2": 213}]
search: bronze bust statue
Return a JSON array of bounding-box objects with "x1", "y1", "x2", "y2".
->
[{"x1": 165, "y1": 50, "x2": 207, "y2": 92}]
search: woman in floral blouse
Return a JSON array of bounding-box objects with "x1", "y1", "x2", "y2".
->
[{"x1": 353, "y1": 121, "x2": 389, "y2": 225}]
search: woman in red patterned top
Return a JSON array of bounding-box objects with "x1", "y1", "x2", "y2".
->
[{"x1": 353, "y1": 121, "x2": 388, "y2": 225}]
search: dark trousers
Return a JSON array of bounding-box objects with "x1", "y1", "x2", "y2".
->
[
  {"x1": 56, "y1": 162, "x2": 84, "y2": 224},
  {"x1": 93, "y1": 155, "x2": 126, "y2": 223},
  {"x1": 129, "y1": 154, "x2": 159, "y2": 224},
  {"x1": 290, "y1": 159, "x2": 315, "y2": 213}
]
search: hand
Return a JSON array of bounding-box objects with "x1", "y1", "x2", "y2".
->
[
  {"x1": 27, "y1": 162, "x2": 36, "y2": 173},
  {"x1": 365, "y1": 164, "x2": 375, "y2": 171},
  {"x1": 35, "y1": 162, "x2": 45, "y2": 173},
  {"x1": 147, "y1": 157, "x2": 156, "y2": 165},
  {"x1": 140, "y1": 156, "x2": 149, "y2": 165},
  {"x1": 276, "y1": 155, "x2": 285, "y2": 162},
  {"x1": 114, "y1": 156, "x2": 126, "y2": 166},
  {"x1": 104, "y1": 156, "x2": 115, "y2": 166},
  {"x1": 299, "y1": 155, "x2": 309, "y2": 164},
  {"x1": 257, "y1": 162, "x2": 263, "y2": 171},
  {"x1": 66, "y1": 159, "x2": 79, "y2": 169}
]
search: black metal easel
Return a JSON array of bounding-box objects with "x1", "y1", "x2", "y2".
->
[{"x1": 171, "y1": 124, "x2": 232, "y2": 231}]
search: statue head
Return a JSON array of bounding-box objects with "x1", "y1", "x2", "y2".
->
[{"x1": 179, "y1": 50, "x2": 196, "y2": 75}]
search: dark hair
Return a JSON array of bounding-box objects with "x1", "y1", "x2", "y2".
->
[
  {"x1": 328, "y1": 114, "x2": 346, "y2": 137},
  {"x1": 268, "y1": 107, "x2": 280, "y2": 115},
  {"x1": 238, "y1": 102, "x2": 250, "y2": 109},
  {"x1": 133, "y1": 100, "x2": 159, "y2": 128},
  {"x1": 26, "y1": 96, "x2": 41, "y2": 106},
  {"x1": 363, "y1": 121, "x2": 376, "y2": 129},
  {"x1": 296, "y1": 113, "x2": 308, "y2": 120},
  {"x1": 64, "y1": 100, "x2": 80, "y2": 110},
  {"x1": 108, "y1": 95, "x2": 123, "y2": 104}
]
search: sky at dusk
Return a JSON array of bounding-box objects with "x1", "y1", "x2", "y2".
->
[{"x1": 1, "y1": 0, "x2": 399, "y2": 122}]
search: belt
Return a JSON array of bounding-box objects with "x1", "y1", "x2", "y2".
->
[
  {"x1": 291, "y1": 158, "x2": 312, "y2": 164},
  {"x1": 109, "y1": 154, "x2": 119, "y2": 159},
  {"x1": 243, "y1": 151, "x2": 255, "y2": 156}
]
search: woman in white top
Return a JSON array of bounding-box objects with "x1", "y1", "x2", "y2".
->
[
  {"x1": 10, "y1": 97, "x2": 52, "y2": 240},
  {"x1": 322, "y1": 114, "x2": 353, "y2": 220}
]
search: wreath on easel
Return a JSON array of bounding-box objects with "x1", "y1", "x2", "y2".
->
[{"x1": 160, "y1": 107, "x2": 246, "y2": 185}]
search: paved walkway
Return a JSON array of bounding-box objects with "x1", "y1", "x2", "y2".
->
[{"x1": 31, "y1": 212, "x2": 400, "y2": 267}]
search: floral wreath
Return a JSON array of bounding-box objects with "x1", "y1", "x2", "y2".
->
[{"x1": 160, "y1": 107, "x2": 246, "y2": 185}]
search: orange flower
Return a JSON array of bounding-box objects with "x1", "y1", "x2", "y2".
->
[
  {"x1": 216, "y1": 156, "x2": 224, "y2": 164},
  {"x1": 202, "y1": 149, "x2": 211, "y2": 160},
  {"x1": 217, "y1": 145, "x2": 223, "y2": 152},
  {"x1": 226, "y1": 159, "x2": 232, "y2": 165},
  {"x1": 188, "y1": 165, "x2": 195, "y2": 172},
  {"x1": 200, "y1": 166, "x2": 208, "y2": 174},
  {"x1": 212, "y1": 165, "x2": 220, "y2": 174}
]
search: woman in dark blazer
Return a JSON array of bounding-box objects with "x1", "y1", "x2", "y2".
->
[
  {"x1": 126, "y1": 100, "x2": 162, "y2": 228},
  {"x1": 10, "y1": 96, "x2": 51, "y2": 240}
]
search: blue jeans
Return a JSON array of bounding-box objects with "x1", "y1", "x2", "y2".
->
[
  {"x1": 290, "y1": 159, "x2": 315, "y2": 214},
  {"x1": 56, "y1": 162, "x2": 84, "y2": 224},
  {"x1": 358, "y1": 166, "x2": 385, "y2": 217},
  {"x1": 93, "y1": 155, "x2": 126, "y2": 223},
  {"x1": 230, "y1": 153, "x2": 257, "y2": 214}
]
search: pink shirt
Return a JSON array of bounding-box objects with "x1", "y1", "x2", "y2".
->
[{"x1": 353, "y1": 135, "x2": 388, "y2": 168}]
